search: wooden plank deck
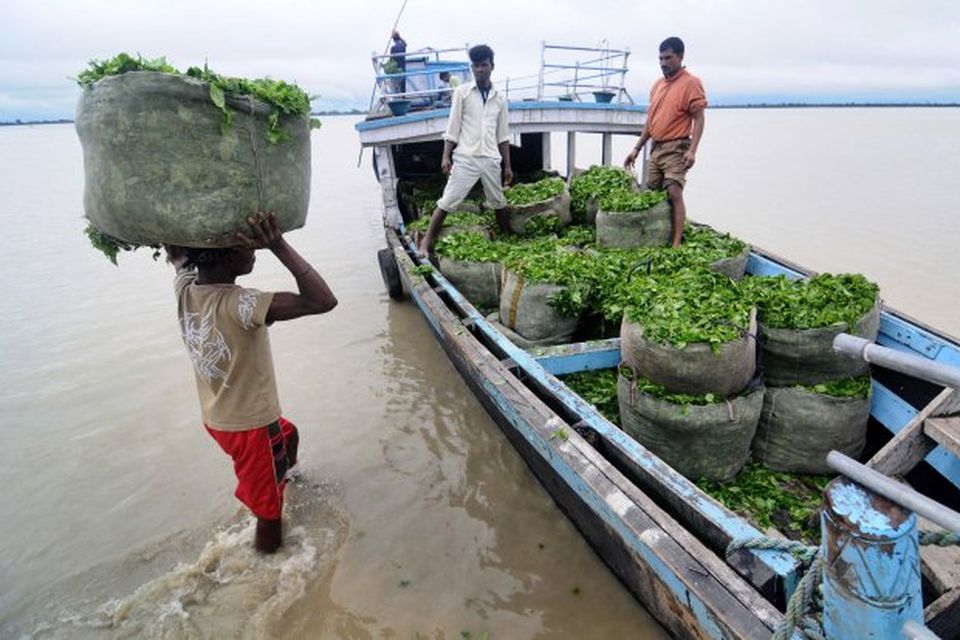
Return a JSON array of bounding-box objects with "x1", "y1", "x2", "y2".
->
[{"x1": 926, "y1": 416, "x2": 960, "y2": 460}]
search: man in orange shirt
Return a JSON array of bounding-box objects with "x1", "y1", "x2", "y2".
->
[{"x1": 624, "y1": 37, "x2": 707, "y2": 247}]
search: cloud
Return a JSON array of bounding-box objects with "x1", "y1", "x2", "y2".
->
[{"x1": 1, "y1": 0, "x2": 958, "y2": 120}]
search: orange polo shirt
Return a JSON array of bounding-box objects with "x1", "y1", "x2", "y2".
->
[{"x1": 645, "y1": 68, "x2": 707, "y2": 142}]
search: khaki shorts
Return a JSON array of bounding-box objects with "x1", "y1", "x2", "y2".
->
[
  {"x1": 436, "y1": 151, "x2": 507, "y2": 211},
  {"x1": 645, "y1": 138, "x2": 691, "y2": 190}
]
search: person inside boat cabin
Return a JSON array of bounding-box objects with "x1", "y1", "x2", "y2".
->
[
  {"x1": 165, "y1": 213, "x2": 338, "y2": 553},
  {"x1": 417, "y1": 44, "x2": 513, "y2": 257},
  {"x1": 436, "y1": 70, "x2": 460, "y2": 105},
  {"x1": 623, "y1": 36, "x2": 707, "y2": 248}
]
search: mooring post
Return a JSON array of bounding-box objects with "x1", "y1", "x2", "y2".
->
[{"x1": 821, "y1": 477, "x2": 924, "y2": 638}]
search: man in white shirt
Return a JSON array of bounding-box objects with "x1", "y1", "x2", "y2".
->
[{"x1": 417, "y1": 44, "x2": 513, "y2": 256}]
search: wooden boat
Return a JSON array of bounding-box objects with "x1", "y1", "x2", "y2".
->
[{"x1": 357, "y1": 44, "x2": 960, "y2": 639}]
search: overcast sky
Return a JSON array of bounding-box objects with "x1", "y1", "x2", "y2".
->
[{"x1": 2, "y1": 0, "x2": 958, "y2": 120}]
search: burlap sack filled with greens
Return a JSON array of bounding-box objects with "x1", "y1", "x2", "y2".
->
[
  {"x1": 744, "y1": 274, "x2": 881, "y2": 387},
  {"x1": 76, "y1": 56, "x2": 314, "y2": 250},
  {"x1": 439, "y1": 259, "x2": 502, "y2": 310},
  {"x1": 505, "y1": 177, "x2": 572, "y2": 235},
  {"x1": 486, "y1": 312, "x2": 569, "y2": 350},
  {"x1": 753, "y1": 377, "x2": 871, "y2": 473},
  {"x1": 570, "y1": 165, "x2": 637, "y2": 225},
  {"x1": 681, "y1": 223, "x2": 751, "y2": 280},
  {"x1": 498, "y1": 269, "x2": 579, "y2": 344},
  {"x1": 708, "y1": 245, "x2": 750, "y2": 280},
  {"x1": 409, "y1": 211, "x2": 494, "y2": 242},
  {"x1": 617, "y1": 371, "x2": 764, "y2": 482},
  {"x1": 620, "y1": 269, "x2": 757, "y2": 396},
  {"x1": 595, "y1": 190, "x2": 671, "y2": 249},
  {"x1": 435, "y1": 231, "x2": 509, "y2": 310}
]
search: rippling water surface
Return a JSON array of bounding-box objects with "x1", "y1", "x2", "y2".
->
[{"x1": 1, "y1": 107, "x2": 957, "y2": 638}]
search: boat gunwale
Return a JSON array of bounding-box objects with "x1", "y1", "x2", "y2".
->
[{"x1": 385, "y1": 228, "x2": 784, "y2": 638}]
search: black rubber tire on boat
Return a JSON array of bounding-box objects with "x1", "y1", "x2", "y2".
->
[{"x1": 377, "y1": 248, "x2": 404, "y2": 300}]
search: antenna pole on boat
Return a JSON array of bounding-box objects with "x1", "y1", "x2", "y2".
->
[{"x1": 383, "y1": 0, "x2": 409, "y2": 55}]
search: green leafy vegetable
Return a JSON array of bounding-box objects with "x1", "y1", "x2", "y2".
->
[
  {"x1": 407, "y1": 210, "x2": 494, "y2": 233},
  {"x1": 84, "y1": 222, "x2": 158, "y2": 265},
  {"x1": 560, "y1": 369, "x2": 620, "y2": 424},
  {"x1": 599, "y1": 189, "x2": 668, "y2": 213},
  {"x1": 620, "y1": 365, "x2": 726, "y2": 409},
  {"x1": 570, "y1": 165, "x2": 637, "y2": 221},
  {"x1": 76, "y1": 53, "x2": 176, "y2": 85},
  {"x1": 741, "y1": 273, "x2": 879, "y2": 330},
  {"x1": 522, "y1": 214, "x2": 561, "y2": 236},
  {"x1": 505, "y1": 177, "x2": 565, "y2": 206},
  {"x1": 435, "y1": 232, "x2": 512, "y2": 263},
  {"x1": 697, "y1": 461, "x2": 832, "y2": 545},
  {"x1": 621, "y1": 268, "x2": 754, "y2": 350},
  {"x1": 77, "y1": 53, "x2": 316, "y2": 144},
  {"x1": 802, "y1": 375, "x2": 872, "y2": 398}
]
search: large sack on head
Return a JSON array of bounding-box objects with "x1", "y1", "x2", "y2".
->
[
  {"x1": 753, "y1": 385, "x2": 870, "y2": 473},
  {"x1": 620, "y1": 309, "x2": 758, "y2": 397},
  {"x1": 618, "y1": 374, "x2": 764, "y2": 482},
  {"x1": 761, "y1": 298, "x2": 881, "y2": 387},
  {"x1": 498, "y1": 269, "x2": 578, "y2": 344},
  {"x1": 439, "y1": 258, "x2": 502, "y2": 310},
  {"x1": 508, "y1": 191, "x2": 572, "y2": 235},
  {"x1": 595, "y1": 200, "x2": 672, "y2": 249},
  {"x1": 76, "y1": 71, "x2": 311, "y2": 247}
]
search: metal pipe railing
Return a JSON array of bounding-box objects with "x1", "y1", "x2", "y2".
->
[
  {"x1": 833, "y1": 333, "x2": 960, "y2": 389},
  {"x1": 826, "y1": 451, "x2": 960, "y2": 532},
  {"x1": 902, "y1": 619, "x2": 941, "y2": 640}
]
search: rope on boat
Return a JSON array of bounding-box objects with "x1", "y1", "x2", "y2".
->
[
  {"x1": 725, "y1": 536, "x2": 818, "y2": 566},
  {"x1": 919, "y1": 530, "x2": 960, "y2": 546},
  {"x1": 726, "y1": 531, "x2": 960, "y2": 639},
  {"x1": 726, "y1": 537, "x2": 824, "y2": 640}
]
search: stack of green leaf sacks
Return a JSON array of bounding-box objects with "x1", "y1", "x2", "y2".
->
[
  {"x1": 618, "y1": 268, "x2": 763, "y2": 482},
  {"x1": 560, "y1": 369, "x2": 833, "y2": 546},
  {"x1": 504, "y1": 176, "x2": 572, "y2": 235},
  {"x1": 75, "y1": 53, "x2": 316, "y2": 257},
  {"x1": 742, "y1": 274, "x2": 880, "y2": 473},
  {"x1": 569, "y1": 165, "x2": 638, "y2": 225}
]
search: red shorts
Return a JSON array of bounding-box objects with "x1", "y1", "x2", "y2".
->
[{"x1": 205, "y1": 417, "x2": 298, "y2": 520}]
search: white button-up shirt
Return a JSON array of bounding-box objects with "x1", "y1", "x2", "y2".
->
[{"x1": 442, "y1": 82, "x2": 509, "y2": 159}]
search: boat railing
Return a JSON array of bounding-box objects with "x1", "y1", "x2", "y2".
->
[
  {"x1": 502, "y1": 41, "x2": 634, "y2": 104},
  {"x1": 367, "y1": 41, "x2": 636, "y2": 115},
  {"x1": 368, "y1": 46, "x2": 471, "y2": 115}
]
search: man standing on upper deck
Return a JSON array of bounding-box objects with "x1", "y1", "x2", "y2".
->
[
  {"x1": 624, "y1": 37, "x2": 707, "y2": 248},
  {"x1": 417, "y1": 44, "x2": 513, "y2": 257},
  {"x1": 390, "y1": 31, "x2": 408, "y2": 94}
]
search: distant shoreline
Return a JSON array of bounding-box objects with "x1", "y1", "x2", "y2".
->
[
  {"x1": 709, "y1": 102, "x2": 960, "y2": 109},
  {"x1": 3, "y1": 103, "x2": 958, "y2": 126}
]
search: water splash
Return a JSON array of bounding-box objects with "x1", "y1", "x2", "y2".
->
[{"x1": 20, "y1": 474, "x2": 348, "y2": 640}]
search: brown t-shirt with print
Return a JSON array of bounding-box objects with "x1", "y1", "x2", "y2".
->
[{"x1": 175, "y1": 270, "x2": 280, "y2": 431}]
